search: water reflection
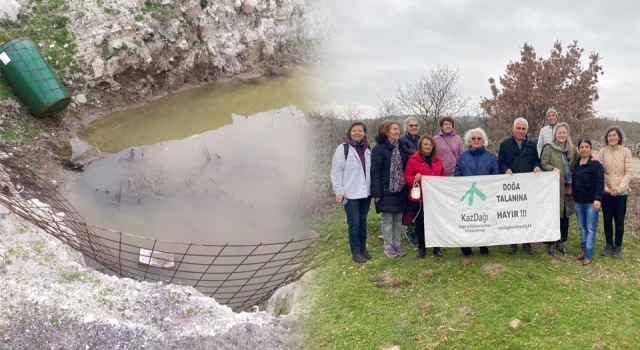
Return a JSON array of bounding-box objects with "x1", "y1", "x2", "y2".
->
[
  {"x1": 77, "y1": 66, "x2": 324, "y2": 154},
  {"x1": 68, "y1": 107, "x2": 312, "y2": 244}
]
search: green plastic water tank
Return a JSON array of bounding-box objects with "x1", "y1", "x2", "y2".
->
[{"x1": 0, "y1": 36, "x2": 71, "y2": 118}]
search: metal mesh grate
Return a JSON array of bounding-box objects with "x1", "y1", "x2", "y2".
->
[{"x1": 0, "y1": 156, "x2": 319, "y2": 311}]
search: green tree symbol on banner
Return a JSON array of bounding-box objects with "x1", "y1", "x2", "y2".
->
[{"x1": 461, "y1": 182, "x2": 487, "y2": 206}]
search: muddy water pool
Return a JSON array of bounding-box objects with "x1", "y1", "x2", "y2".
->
[{"x1": 67, "y1": 67, "x2": 323, "y2": 245}]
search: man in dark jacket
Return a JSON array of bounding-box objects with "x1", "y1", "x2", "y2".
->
[{"x1": 498, "y1": 117, "x2": 541, "y2": 254}]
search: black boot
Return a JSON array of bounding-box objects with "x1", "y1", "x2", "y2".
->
[
  {"x1": 480, "y1": 246, "x2": 490, "y2": 256},
  {"x1": 417, "y1": 247, "x2": 426, "y2": 259},
  {"x1": 433, "y1": 247, "x2": 443, "y2": 257}
]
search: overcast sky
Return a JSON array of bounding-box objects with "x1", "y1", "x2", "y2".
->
[{"x1": 319, "y1": 0, "x2": 640, "y2": 122}]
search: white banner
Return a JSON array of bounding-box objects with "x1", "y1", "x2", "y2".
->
[{"x1": 422, "y1": 172, "x2": 560, "y2": 247}]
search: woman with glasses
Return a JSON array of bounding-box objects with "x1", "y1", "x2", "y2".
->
[
  {"x1": 454, "y1": 127, "x2": 499, "y2": 256},
  {"x1": 540, "y1": 122, "x2": 579, "y2": 256},
  {"x1": 571, "y1": 139, "x2": 604, "y2": 266},
  {"x1": 434, "y1": 116, "x2": 464, "y2": 176},
  {"x1": 399, "y1": 117, "x2": 421, "y2": 246}
]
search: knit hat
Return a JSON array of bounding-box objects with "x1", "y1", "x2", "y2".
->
[
  {"x1": 439, "y1": 116, "x2": 455, "y2": 128},
  {"x1": 546, "y1": 108, "x2": 559, "y2": 120}
]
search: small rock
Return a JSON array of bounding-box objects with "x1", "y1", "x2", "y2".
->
[
  {"x1": 110, "y1": 38, "x2": 123, "y2": 50},
  {"x1": 164, "y1": 31, "x2": 176, "y2": 43},
  {"x1": 169, "y1": 19, "x2": 180, "y2": 29},
  {"x1": 234, "y1": 0, "x2": 242, "y2": 10},
  {"x1": 83, "y1": 315, "x2": 96, "y2": 323},
  {"x1": 140, "y1": 48, "x2": 152, "y2": 64},
  {"x1": 59, "y1": 304, "x2": 69, "y2": 310},
  {"x1": 142, "y1": 27, "x2": 155, "y2": 40},
  {"x1": 382, "y1": 346, "x2": 400, "y2": 350},
  {"x1": 180, "y1": 6, "x2": 186, "y2": 13},
  {"x1": 92, "y1": 58, "x2": 105, "y2": 79},
  {"x1": 0, "y1": 0, "x2": 20, "y2": 21},
  {"x1": 107, "y1": 318, "x2": 119, "y2": 326},
  {"x1": 177, "y1": 39, "x2": 189, "y2": 52},
  {"x1": 95, "y1": 34, "x2": 105, "y2": 46},
  {"x1": 50, "y1": 180, "x2": 58, "y2": 187},
  {"x1": 76, "y1": 94, "x2": 87, "y2": 104},
  {"x1": 242, "y1": 0, "x2": 258, "y2": 14},
  {"x1": 509, "y1": 318, "x2": 521, "y2": 328}
]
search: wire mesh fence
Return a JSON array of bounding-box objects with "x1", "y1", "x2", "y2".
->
[{"x1": 0, "y1": 155, "x2": 320, "y2": 311}]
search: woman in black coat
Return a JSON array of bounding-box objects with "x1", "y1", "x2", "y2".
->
[
  {"x1": 371, "y1": 120, "x2": 409, "y2": 259},
  {"x1": 572, "y1": 139, "x2": 604, "y2": 266}
]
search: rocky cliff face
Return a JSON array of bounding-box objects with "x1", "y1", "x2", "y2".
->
[{"x1": 10, "y1": 0, "x2": 330, "y2": 118}]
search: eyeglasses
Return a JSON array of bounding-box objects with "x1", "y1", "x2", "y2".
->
[
  {"x1": 408, "y1": 124, "x2": 419, "y2": 127},
  {"x1": 471, "y1": 137, "x2": 483, "y2": 141}
]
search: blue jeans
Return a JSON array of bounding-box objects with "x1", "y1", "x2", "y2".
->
[
  {"x1": 574, "y1": 201, "x2": 600, "y2": 261},
  {"x1": 344, "y1": 197, "x2": 372, "y2": 253}
]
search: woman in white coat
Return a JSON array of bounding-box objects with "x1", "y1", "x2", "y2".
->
[{"x1": 330, "y1": 121, "x2": 372, "y2": 263}]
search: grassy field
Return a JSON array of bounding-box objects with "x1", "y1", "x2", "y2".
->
[{"x1": 301, "y1": 205, "x2": 640, "y2": 349}]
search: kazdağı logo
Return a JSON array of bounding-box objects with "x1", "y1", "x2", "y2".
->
[{"x1": 461, "y1": 182, "x2": 486, "y2": 206}]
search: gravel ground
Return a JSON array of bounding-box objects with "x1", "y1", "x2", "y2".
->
[{"x1": 0, "y1": 205, "x2": 294, "y2": 349}]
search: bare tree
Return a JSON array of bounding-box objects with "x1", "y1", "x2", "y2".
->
[
  {"x1": 380, "y1": 65, "x2": 470, "y2": 135},
  {"x1": 376, "y1": 96, "x2": 400, "y2": 119},
  {"x1": 341, "y1": 103, "x2": 362, "y2": 121}
]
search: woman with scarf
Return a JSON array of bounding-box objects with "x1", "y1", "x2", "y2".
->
[
  {"x1": 330, "y1": 121, "x2": 372, "y2": 263},
  {"x1": 454, "y1": 127, "x2": 500, "y2": 256},
  {"x1": 371, "y1": 120, "x2": 409, "y2": 259},
  {"x1": 540, "y1": 122, "x2": 579, "y2": 256},
  {"x1": 433, "y1": 116, "x2": 464, "y2": 176},
  {"x1": 404, "y1": 135, "x2": 446, "y2": 258}
]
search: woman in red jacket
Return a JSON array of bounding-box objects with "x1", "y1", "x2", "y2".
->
[{"x1": 404, "y1": 135, "x2": 446, "y2": 259}]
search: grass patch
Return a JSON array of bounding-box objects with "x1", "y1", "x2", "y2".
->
[
  {"x1": 62, "y1": 270, "x2": 85, "y2": 282},
  {"x1": 0, "y1": 0, "x2": 78, "y2": 76},
  {"x1": 302, "y1": 206, "x2": 640, "y2": 349}
]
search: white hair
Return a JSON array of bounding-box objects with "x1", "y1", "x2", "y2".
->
[
  {"x1": 464, "y1": 127, "x2": 489, "y2": 147},
  {"x1": 403, "y1": 116, "x2": 419, "y2": 131},
  {"x1": 513, "y1": 117, "x2": 528, "y2": 128}
]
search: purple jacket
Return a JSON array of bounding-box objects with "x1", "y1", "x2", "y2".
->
[{"x1": 434, "y1": 129, "x2": 464, "y2": 176}]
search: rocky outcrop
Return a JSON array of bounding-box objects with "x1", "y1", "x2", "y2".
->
[
  {"x1": 0, "y1": 0, "x2": 20, "y2": 21},
  {"x1": 29, "y1": 0, "x2": 332, "y2": 113}
]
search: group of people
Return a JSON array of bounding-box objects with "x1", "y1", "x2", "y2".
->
[{"x1": 330, "y1": 109, "x2": 632, "y2": 266}]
